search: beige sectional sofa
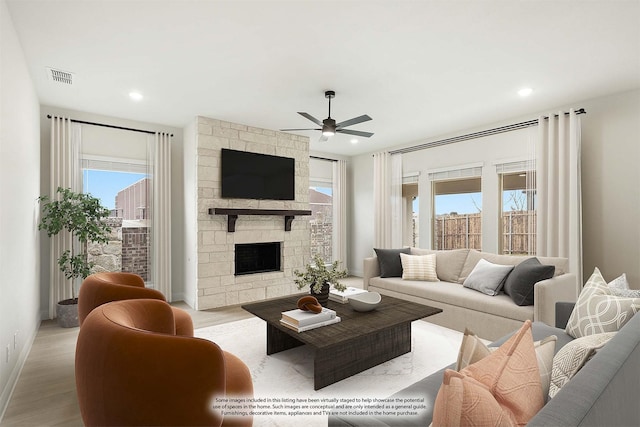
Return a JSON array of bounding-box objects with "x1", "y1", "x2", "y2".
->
[{"x1": 364, "y1": 248, "x2": 578, "y2": 340}]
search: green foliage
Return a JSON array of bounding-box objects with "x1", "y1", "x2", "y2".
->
[
  {"x1": 294, "y1": 254, "x2": 348, "y2": 293},
  {"x1": 38, "y1": 187, "x2": 112, "y2": 292}
]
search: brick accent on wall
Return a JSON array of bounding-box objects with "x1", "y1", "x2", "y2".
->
[
  {"x1": 196, "y1": 116, "x2": 311, "y2": 309},
  {"x1": 121, "y1": 227, "x2": 149, "y2": 280}
]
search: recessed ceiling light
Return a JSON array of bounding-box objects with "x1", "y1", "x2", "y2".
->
[
  {"x1": 350, "y1": 139, "x2": 359, "y2": 144},
  {"x1": 129, "y1": 91, "x2": 143, "y2": 101},
  {"x1": 518, "y1": 87, "x2": 533, "y2": 97}
]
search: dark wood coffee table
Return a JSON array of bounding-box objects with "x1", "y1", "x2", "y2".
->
[{"x1": 242, "y1": 294, "x2": 442, "y2": 390}]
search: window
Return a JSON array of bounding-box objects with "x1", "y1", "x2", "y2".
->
[
  {"x1": 309, "y1": 186, "x2": 333, "y2": 263},
  {"x1": 82, "y1": 157, "x2": 150, "y2": 280},
  {"x1": 432, "y1": 177, "x2": 482, "y2": 250},
  {"x1": 500, "y1": 171, "x2": 536, "y2": 255}
]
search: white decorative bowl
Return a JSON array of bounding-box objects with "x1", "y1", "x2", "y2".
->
[{"x1": 348, "y1": 292, "x2": 382, "y2": 312}]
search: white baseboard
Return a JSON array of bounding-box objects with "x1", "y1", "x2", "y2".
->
[{"x1": 0, "y1": 312, "x2": 41, "y2": 423}]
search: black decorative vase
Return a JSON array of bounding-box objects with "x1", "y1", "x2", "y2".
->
[{"x1": 310, "y1": 282, "x2": 330, "y2": 307}]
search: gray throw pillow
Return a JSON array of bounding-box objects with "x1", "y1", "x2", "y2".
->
[
  {"x1": 374, "y1": 247, "x2": 410, "y2": 278},
  {"x1": 608, "y1": 273, "x2": 640, "y2": 298},
  {"x1": 503, "y1": 258, "x2": 555, "y2": 306},
  {"x1": 462, "y1": 259, "x2": 514, "y2": 296}
]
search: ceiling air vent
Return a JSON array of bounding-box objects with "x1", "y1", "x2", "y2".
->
[{"x1": 46, "y1": 67, "x2": 74, "y2": 85}]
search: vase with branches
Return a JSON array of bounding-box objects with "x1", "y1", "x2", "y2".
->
[
  {"x1": 38, "y1": 187, "x2": 112, "y2": 326},
  {"x1": 294, "y1": 255, "x2": 348, "y2": 306}
]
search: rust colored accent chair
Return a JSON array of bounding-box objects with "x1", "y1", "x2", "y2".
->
[
  {"x1": 78, "y1": 272, "x2": 193, "y2": 336},
  {"x1": 76, "y1": 299, "x2": 254, "y2": 427}
]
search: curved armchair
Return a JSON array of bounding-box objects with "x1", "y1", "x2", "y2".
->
[
  {"x1": 78, "y1": 272, "x2": 193, "y2": 336},
  {"x1": 76, "y1": 299, "x2": 254, "y2": 427}
]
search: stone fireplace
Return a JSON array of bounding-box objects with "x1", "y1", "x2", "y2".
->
[{"x1": 194, "y1": 116, "x2": 310, "y2": 310}]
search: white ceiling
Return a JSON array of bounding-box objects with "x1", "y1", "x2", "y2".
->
[{"x1": 6, "y1": 0, "x2": 640, "y2": 156}]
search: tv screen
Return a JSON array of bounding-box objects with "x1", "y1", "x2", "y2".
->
[{"x1": 221, "y1": 148, "x2": 295, "y2": 200}]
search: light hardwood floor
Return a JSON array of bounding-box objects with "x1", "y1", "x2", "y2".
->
[{"x1": 1, "y1": 278, "x2": 363, "y2": 426}]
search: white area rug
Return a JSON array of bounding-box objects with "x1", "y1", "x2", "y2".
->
[{"x1": 195, "y1": 317, "x2": 463, "y2": 427}]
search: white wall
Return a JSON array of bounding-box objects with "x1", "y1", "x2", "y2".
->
[
  {"x1": 0, "y1": 0, "x2": 41, "y2": 417},
  {"x1": 39, "y1": 106, "x2": 184, "y2": 311},
  {"x1": 349, "y1": 89, "x2": 640, "y2": 288},
  {"x1": 182, "y1": 119, "x2": 197, "y2": 308}
]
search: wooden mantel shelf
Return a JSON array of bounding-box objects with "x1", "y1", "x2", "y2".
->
[{"x1": 209, "y1": 208, "x2": 312, "y2": 232}]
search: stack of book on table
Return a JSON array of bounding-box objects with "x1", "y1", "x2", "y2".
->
[
  {"x1": 280, "y1": 307, "x2": 341, "y2": 332},
  {"x1": 329, "y1": 286, "x2": 367, "y2": 304}
]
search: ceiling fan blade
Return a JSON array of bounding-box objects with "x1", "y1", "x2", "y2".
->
[
  {"x1": 319, "y1": 134, "x2": 329, "y2": 142},
  {"x1": 336, "y1": 129, "x2": 374, "y2": 138},
  {"x1": 336, "y1": 114, "x2": 372, "y2": 129},
  {"x1": 280, "y1": 128, "x2": 321, "y2": 131},
  {"x1": 298, "y1": 112, "x2": 323, "y2": 127}
]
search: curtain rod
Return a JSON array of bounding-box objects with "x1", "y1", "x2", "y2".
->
[
  {"x1": 310, "y1": 155, "x2": 338, "y2": 162},
  {"x1": 389, "y1": 108, "x2": 586, "y2": 155},
  {"x1": 46, "y1": 115, "x2": 174, "y2": 137}
]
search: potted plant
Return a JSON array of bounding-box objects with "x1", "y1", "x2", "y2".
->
[
  {"x1": 294, "y1": 254, "x2": 348, "y2": 307},
  {"x1": 38, "y1": 187, "x2": 112, "y2": 327}
]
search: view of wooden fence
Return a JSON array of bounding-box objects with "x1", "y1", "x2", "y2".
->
[
  {"x1": 501, "y1": 210, "x2": 536, "y2": 255},
  {"x1": 434, "y1": 210, "x2": 536, "y2": 255},
  {"x1": 434, "y1": 213, "x2": 482, "y2": 250}
]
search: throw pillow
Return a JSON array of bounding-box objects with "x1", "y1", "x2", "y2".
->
[
  {"x1": 462, "y1": 259, "x2": 514, "y2": 296},
  {"x1": 548, "y1": 332, "x2": 616, "y2": 398},
  {"x1": 503, "y1": 258, "x2": 555, "y2": 306},
  {"x1": 608, "y1": 273, "x2": 640, "y2": 298},
  {"x1": 432, "y1": 320, "x2": 544, "y2": 426},
  {"x1": 565, "y1": 267, "x2": 640, "y2": 338},
  {"x1": 456, "y1": 328, "x2": 557, "y2": 399},
  {"x1": 374, "y1": 247, "x2": 411, "y2": 278},
  {"x1": 400, "y1": 253, "x2": 438, "y2": 281}
]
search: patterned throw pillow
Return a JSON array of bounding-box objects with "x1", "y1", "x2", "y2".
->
[
  {"x1": 462, "y1": 259, "x2": 514, "y2": 296},
  {"x1": 456, "y1": 328, "x2": 557, "y2": 398},
  {"x1": 549, "y1": 332, "x2": 616, "y2": 398},
  {"x1": 608, "y1": 273, "x2": 640, "y2": 298},
  {"x1": 399, "y1": 253, "x2": 438, "y2": 281},
  {"x1": 565, "y1": 267, "x2": 640, "y2": 338},
  {"x1": 432, "y1": 320, "x2": 544, "y2": 427}
]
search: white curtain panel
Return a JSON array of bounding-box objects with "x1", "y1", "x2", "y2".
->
[
  {"x1": 332, "y1": 159, "x2": 348, "y2": 268},
  {"x1": 536, "y1": 109, "x2": 583, "y2": 289},
  {"x1": 390, "y1": 153, "x2": 403, "y2": 248},
  {"x1": 48, "y1": 116, "x2": 82, "y2": 318},
  {"x1": 148, "y1": 132, "x2": 172, "y2": 300},
  {"x1": 373, "y1": 152, "x2": 403, "y2": 249}
]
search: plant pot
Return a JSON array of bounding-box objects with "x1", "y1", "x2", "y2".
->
[
  {"x1": 310, "y1": 282, "x2": 330, "y2": 307},
  {"x1": 56, "y1": 298, "x2": 79, "y2": 328}
]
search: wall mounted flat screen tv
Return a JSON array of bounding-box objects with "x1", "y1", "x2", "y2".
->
[{"x1": 221, "y1": 148, "x2": 295, "y2": 200}]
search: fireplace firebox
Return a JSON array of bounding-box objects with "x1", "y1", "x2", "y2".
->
[{"x1": 235, "y1": 242, "x2": 282, "y2": 276}]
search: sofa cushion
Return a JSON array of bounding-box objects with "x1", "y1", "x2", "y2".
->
[
  {"x1": 399, "y1": 253, "x2": 438, "y2": 281},
  {"x1": 503, "y1": 257, "x2": 556, "y2": 306},
  {"x1": 369, "y1": 277, "x2": 534, "y2": 321},
  {"x1": 548, "y1": 332, "x2": 616, "y2": 398},
  {"x1": 463, "y1": 259, "x2": 514, "y2": 296},
  {"x1": 410, "y1": 248, "x2": 469, "y2": 283},
  {"x1": 373, "y1": 247, "x2": 410, "y2": 278},
  {"x1": 565, "y1": 267, "x2": 640, "y2": 338},
  {"x1": 432, "y1": 320, "x2": 543, "y2": 426},
  {"x1": 458, "y1": 250, "x2": 568, "y2": 284}
]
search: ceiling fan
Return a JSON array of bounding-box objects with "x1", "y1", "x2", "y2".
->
[{"x1": 281, "y1": 90, "x2": 373, "y2": 142}]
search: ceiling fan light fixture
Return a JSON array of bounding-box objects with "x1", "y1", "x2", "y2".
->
[{"x1": 322, "y1": 126, "x2": 335, "y2": 137}]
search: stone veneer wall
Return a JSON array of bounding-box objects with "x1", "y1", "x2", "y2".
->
[{"x1": 196, "y1": 116, "x2": 310, "y2": 309}]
